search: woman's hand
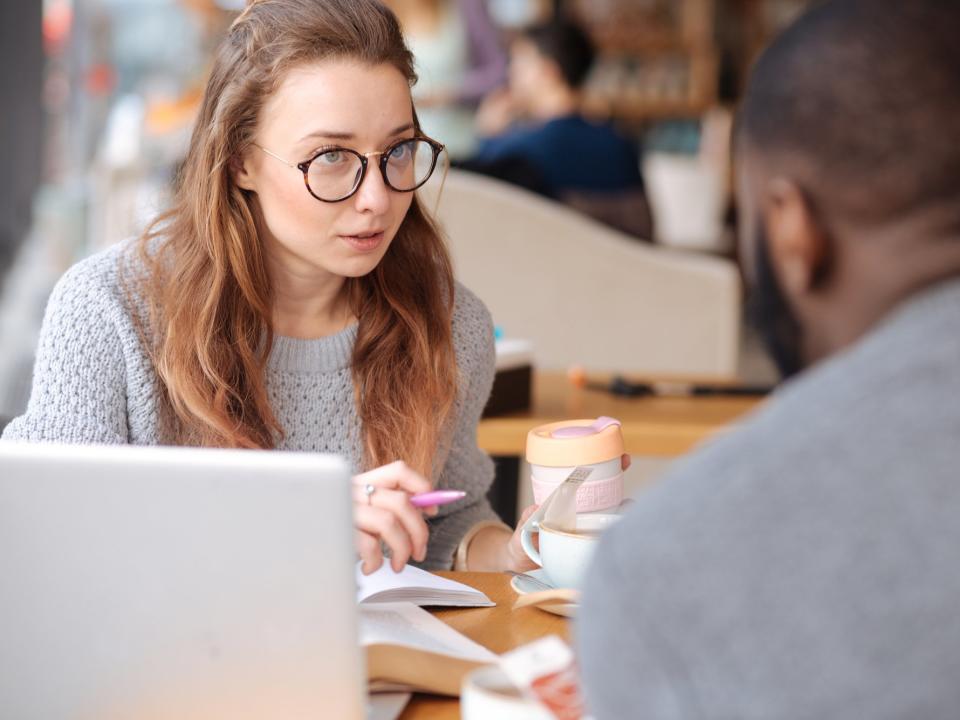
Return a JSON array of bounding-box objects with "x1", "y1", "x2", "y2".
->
[
  {"x1": 353, "y1": 461, "x2": 437, "y2": 575},
  {"x1": 502, "y1": 504, "x2": 542, "y2": 573}
]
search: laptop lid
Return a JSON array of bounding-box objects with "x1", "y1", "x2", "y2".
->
[{"x1": 0, "y1": 442, "x2": 364, "y2": 720}]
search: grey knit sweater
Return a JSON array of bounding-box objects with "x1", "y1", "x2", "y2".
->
[
  {"x1": 578, "y1": 277, "x2": 960, "y2": 719},
  {"x1": 2, "y1": 241, "x2": 499, "y2": 569}
]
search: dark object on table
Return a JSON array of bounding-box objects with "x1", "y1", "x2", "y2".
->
[
  {"x1": 596, "y1": 375, "x2": 772, "y2": 398},
  {"x1": 483, "y1": 365, "x2": 533, "y2": 417}
]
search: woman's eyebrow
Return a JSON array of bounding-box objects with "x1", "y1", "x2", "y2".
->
[{"x1": 297, "y1": 122, "x2": 416, "y2": 145}]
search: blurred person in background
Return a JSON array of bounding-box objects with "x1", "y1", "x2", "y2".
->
[
  {"x1": 384, "y1": 0, "x2": 506, "y2": 158},
  {"x1": 463, "y1": 18, "x2": 652, "y2": 239},
  {"x1": 578, "y1": 1, "x2": 960, "y2": 718},
  {"x1": 2, "y1": 0, "x2": 540, "y2": 578}
]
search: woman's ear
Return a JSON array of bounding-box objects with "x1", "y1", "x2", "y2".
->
[
  {"x1": 762, "y1": 177, "x2": 830, "y2": 295},
  {"x1": 233, "y1": 151, "x2": 257, "y2": 192}
]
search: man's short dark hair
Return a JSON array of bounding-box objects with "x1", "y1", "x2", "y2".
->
[
  {"x1": 523, "y1": 20, "x2": 596, "y2": 90},
  {"x1": 738, "y1": 0, "x2": 960, "y2": 227}
]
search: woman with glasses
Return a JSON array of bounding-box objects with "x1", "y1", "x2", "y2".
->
[{"x1": 2, "y1": 0, "x2": 537, "y2": 575}]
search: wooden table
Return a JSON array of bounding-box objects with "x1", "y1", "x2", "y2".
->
[
  {"x1": 479, "y1": 371, "x2": 763, "y2": 457},
  {"x1": 401, "y1": 573, "x2": 566, "y2": 719}
]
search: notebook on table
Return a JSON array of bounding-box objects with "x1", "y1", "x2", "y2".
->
[
  {"x1": 361, "y1": 602, "x2": 497, "y2": 696},
  {"x1": 357, "y1": 562, "x2": 495, "y2": 607},
  {"x1": 358, "y1": 564, "x2": 499, "y2": 697}
]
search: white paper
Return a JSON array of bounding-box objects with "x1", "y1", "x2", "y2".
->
[
  {"x1": 356, "y1": 562, "x2": 494, "y2": 607},
  {"x1": 360, "y1": 602, "x2": 497, "y2": 663}
]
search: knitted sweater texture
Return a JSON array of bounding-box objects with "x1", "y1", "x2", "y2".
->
[{"x1": 2, "y1": 241, "x2": 499, "y2": 568}]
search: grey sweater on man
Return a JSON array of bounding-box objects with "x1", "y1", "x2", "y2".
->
[
  {"x1": 2, "y1": 241, "x2": 500, "y2": 569},
  {"x1": 579, "y1": 277, "x2": 960, "y2": 719}
]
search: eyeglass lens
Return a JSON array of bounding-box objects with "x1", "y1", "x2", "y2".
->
[{"x1": 306, "y1": 138, "x2": 437, "y2": 201}]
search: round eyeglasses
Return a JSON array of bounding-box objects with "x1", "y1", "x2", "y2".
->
[{"x1": 253, "y1": 136, "x2": 445, "y2": 203}]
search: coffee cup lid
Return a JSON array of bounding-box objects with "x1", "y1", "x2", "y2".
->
[{"x1": 526, "y1": 417, "x2": 625, "y2": 467}]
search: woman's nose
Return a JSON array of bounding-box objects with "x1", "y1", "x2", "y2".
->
[{"x1": 352, "y1": 162, "x2": 391, "y2": 215}]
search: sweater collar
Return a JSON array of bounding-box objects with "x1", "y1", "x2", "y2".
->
[{"x1": 267, "y1": 322, "x2": 358, "y2": 373}]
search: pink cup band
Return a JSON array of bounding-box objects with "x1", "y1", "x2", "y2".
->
[{"x1": 531, "y1": 472, "x2": 624, "y2": 514}]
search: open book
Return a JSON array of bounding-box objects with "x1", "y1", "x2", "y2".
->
[
  {"x1": 357, "y1": 562, "x2": 494, "y2": 607},
  {"x1": 361, "y1": 602, "x2": 497, "y2": 695}
]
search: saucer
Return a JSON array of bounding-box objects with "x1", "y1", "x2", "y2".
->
[{"x1": 510, "y1": 569, "x2": 578, "y2": 618}]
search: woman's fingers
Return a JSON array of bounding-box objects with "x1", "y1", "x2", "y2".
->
[
  {"x1": 621, "y1": 453, "x2": 632, "y2": 472},
  {"x1": 351, "y1": 461, "x2": 436, "y2": 571},
  {"x1": 352, "y1": 460, "x2": 436, "y2": 517},
  {"x1": 352, "y1": 485, "x2": 429, "y2": 562},
  {"x1": 355, "y1": 529, "x2": 383, "y2": 575},
  {"x1": 375, "y1": 488, "x2": 430, "y2": 562},
  {"x1": 353, "y1": 460, "x2": 431, "y2": 495},
  {"x1": 355, "y1": 504, "x2": 414, "y2": 573}
]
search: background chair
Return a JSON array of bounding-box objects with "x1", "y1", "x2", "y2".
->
[{"x1": 421, "y1": 168, "x2": 742, "y2": 377}]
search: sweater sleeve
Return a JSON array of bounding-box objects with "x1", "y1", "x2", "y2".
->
[
  {"x1": 419, "y1": 282, "x2": 499, "y2": 569},
  {"x1": 1, "y1": 255, "x2": 130, "y2": 445}
]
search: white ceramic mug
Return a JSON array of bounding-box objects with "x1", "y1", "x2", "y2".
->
[{"x1": 520, "y1": 513, "x2": 620, "y2": 589}]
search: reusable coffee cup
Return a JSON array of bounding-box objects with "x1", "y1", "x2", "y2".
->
[
  {"x1": 520, "y1": 512, "x2": 620, "y2": 590},
  {"x1": 525, "y1": 416, "x2": 626, "y2": 513}
]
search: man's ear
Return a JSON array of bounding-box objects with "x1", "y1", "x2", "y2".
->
[
  {"x1": 233, "y1": 150, "x2": 257, "y2": 192},
  {"x1": 762, "y1": 178, "x2": 829, "y2": 294}
]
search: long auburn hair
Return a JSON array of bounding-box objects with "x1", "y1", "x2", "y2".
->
[{"x1": 133, "y1": 0, "x2": 457, "y2": 477}]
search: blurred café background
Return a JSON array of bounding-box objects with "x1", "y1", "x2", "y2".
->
[{"x1": 0, "y1": 0, "x2": 811, "y2": 446}]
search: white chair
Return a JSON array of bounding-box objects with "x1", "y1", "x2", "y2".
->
[{"x1": 421, "y1": 169, "x2": 742, "y2": 377}]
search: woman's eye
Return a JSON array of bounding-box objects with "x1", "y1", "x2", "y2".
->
[
  {"x1": 319, "y1": 150, "x2": 345, "y2": 164},
  {"x1": 389, "y1": 143, "x2": 411, "y2": 161}
]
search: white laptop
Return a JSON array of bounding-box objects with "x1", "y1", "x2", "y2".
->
[{"x1": 0, "y1": 442, "x2": 366, "y2": 720}]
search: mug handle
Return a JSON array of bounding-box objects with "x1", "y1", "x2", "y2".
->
[{"x1": 520, "y1": 517, "x2": 543, "y2": 567}]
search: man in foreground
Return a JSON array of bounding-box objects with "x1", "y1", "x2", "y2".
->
[{"x1": 579, "y1": 1, "x2": 960, "y2": 717}]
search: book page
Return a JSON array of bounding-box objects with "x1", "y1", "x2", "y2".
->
[
  {"x1": 356, "y1": 562, "x2": 493, "y2": 606},
  {"x1": 360, "y1": 602, "x2": 497, "y2": 664},
  {"x1": 367, "y1": 692, "x2": 411, "y2": 720}
]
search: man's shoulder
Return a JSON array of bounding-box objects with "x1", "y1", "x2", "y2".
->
[
  {"x1": 615, "y1": 287, "x2": 960, "y2": 540},
  {"x1": 580, "y1": 283, "x2": 960, "y2": 718}
]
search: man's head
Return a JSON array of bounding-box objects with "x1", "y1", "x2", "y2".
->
[
  {"x1": 736, "y1": 0, "x2": 960, "y2": 379},
  {"x1": 508, "y1": 20, "x2": 595, "y2": 109}
]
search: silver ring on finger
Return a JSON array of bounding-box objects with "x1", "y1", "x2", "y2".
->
[{"x1": 364, "y1": 483, "x2": 377, "y2": 505}]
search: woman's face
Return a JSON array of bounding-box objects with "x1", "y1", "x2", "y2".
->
[{"x1": 236, "y1": 60, "x2": 416, "y2": 282}]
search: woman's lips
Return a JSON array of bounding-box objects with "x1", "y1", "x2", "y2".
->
[{"x1": 340, "y1": 231, "x2": 385, "y2": 252}]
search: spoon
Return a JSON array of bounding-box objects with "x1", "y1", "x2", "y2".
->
[
  {"x1": 513, "y1": 588, "x2": 581, "y2": 612},
  {"x1": 523, "y1": 465, "x2": 594, "y2": 535},
  {"x1": 507, "y1": 570, "x2": 554, "y2": 592}
]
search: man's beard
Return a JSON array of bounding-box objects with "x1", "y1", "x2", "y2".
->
[{"x1": 746, "y1": 229, "x2": 806, "y2": 381}]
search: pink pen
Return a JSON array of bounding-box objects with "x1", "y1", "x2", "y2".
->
[{"x1": 410, "y1": 490, "x2": 467, "y2": 508}]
